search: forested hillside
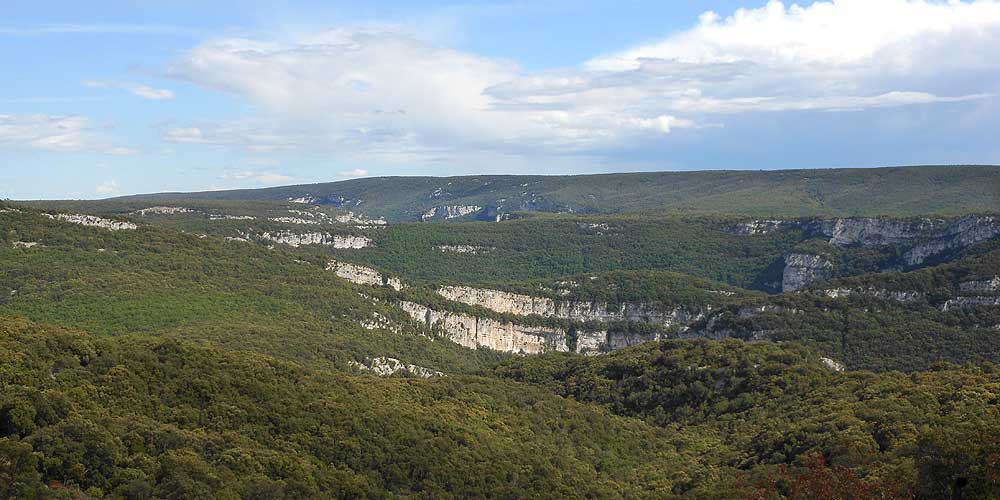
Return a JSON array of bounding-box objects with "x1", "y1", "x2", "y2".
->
[
  {"x1": 3, "y1": 185, "x2": 1000, "y2": 498},
  {"x1": 102, "y1": 165, "x2": 1000, "y2": 221}
]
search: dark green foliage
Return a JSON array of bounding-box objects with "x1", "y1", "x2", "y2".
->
[{"x1": 495, "y1": 340, "x2": 1000, "y2": 498}]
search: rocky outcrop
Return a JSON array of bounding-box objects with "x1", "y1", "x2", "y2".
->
[
  {"x1": 820, "y1": 287, "x2": 923, "y2": 303},
  {"x1": 421, "y1": 205, "x2": 482, "y2": 221},
  {"x1": 399, "y1": 301, "x2": 571, "y2": 354},
  {"x1": 816, "y1": 218, "x2": 936, "y2": 246},
  {"x1": 435, "y1": 286, "x2": 704, "y2": 328},
  {"x1": 820, "y1": 357, "x2": 846, "y2": 372},
  {"x1": 941, "y1": 296, "x2": 1000, "y2": 311},
  {"x1": 44, "y1": 213, "x2": 137, "y2": 231},
  {"x1": 729, "y1": 219, "x2": 794, "y2": 235},
  {"x1": 132, "y1": 206, "x2": 196, "y2": 216},
  {"x1": 349, "y1": 357, "x2": 443, "y2": 378},
  {"x1": 209, "y1": 214, "x2": 256, "y2": 220},
  {"x1": 436, "y1": 245, "x2": 492, "y2": 254},
  {"x1": 903, "y1": 216, "x2": 1000, "y2": 266},
  {"x1": 959, "y1": 277, "x2": 1000, "y2": 293},
  {"x1": 269, "y1": 216, "x2": 319, "y2": 225},
  {"x1": 12, "y1": 241, "x2": 38, "y2": 249},
  {"x1": 781, "y1": 254, "x2": 833, "y2": 292},
  {"x1": 327, "y1": 260, "x2": 403, "y2": 290},
  {"x1": 254, "y1": 231, "x2": 372, "y2": 248}
]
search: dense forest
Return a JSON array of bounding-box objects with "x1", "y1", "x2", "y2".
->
[{"x1": 3, "y1": 178, "x2": 1000, "y2": 499}]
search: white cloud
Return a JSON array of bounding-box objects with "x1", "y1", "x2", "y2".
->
[
  {"x1": 338, "y1": 169, "x2": 369, "y2": 178},
  {"x1": 104, "y1": 147, "x2": 141, "y2": 156},
  {"x1": 221, "y1": 171, "x2": 295, "y2": 184},
  {"x1": 0, "y1": 114, "x2": 141, "y2": 155},
  {"x1": 162, "y1": 1, "x2": 1000, "y2": 164},
  {"x1": 0, "y1": 114, "x2": 92, "y2": 152},
  {"x1": 84, "y1": 80, "x2": 175, "y2": 100},
  {"x1": 95, "y1": 180, "x2": 120, "y2": 195}
]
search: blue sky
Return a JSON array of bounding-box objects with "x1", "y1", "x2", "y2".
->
[{"x1": 3, "y1": 0, "x2": 1000, "y2": 199}]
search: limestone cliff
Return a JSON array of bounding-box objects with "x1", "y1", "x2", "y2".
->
[
  {"x1": 252, "y1": 231, "x2": 372, "y2": 248},
  {"x1": 903, "y1": 216, "x2": 1000, "y2": 266},
  {"x1": 327, "y1": 260, "x2": 403, "y2": 290},
  {"x1": 44, "y1": 213, "x2": 137, "y2": 231},
  {"x1": 435, "y1": 286, "x2": 704, "y2": 328},
  {"x1": 781, "y1": 253, "x2": 833, "y2": 292}
]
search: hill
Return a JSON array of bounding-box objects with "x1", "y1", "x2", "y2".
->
[{"x1": 99, "y1": 165, "x2": 1000, "y2": 221}]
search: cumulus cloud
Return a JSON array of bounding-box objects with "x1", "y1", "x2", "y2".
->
[
  {"x1": 84, "y1": 80, "x2": 175, "y2": 100},
  {"x1": 162, "y1": 1, "x2": 1000, "y2": 164}
]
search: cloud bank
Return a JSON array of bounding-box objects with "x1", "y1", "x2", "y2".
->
[{"x1": 152, "y1": 1, "x2": 998, "y2": 166}]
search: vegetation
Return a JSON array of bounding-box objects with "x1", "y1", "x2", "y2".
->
[
  {"x1": 3, "y1": 193, "x2": 1000, "y2": 498},
  {"x1": 104, "y1": 165, "x2": 1000, "y2": 221}
]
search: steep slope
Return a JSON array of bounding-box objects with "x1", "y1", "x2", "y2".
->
[
  {"x1": 0, "y1": 316, "x2": 689, "y2": 499},
  {"x1": 102, "y1": 165, "x2": 1000, "y2": 221},
  {"x1": 0, "y1": 205, "x2": 501, "y2": 375}
]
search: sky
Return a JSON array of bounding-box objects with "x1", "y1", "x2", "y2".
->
[{"x1": 3, "y1": 0, "x2": 1000, "y2": 199}]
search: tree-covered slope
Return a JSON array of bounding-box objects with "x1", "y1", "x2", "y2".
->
[
  {"x1": 0, "y1": 206, "x2": 501, "y2": 375},
  {"x1": 101, "y1": 165, "x2": 1000, "y2": 221},
  {"x1": 0, "y1": 316, "x2": 689, "y2": 499},
  {"x1": 495, "y1": 339, "x2": 1000, "y2": 499}
]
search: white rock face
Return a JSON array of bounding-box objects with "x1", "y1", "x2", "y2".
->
[
  {"x1": 941, "y1": 296, "x2": 1000, "y2": 311},
  {"x1": 269, "y1": 216, "x2": 318, "y2": 225},
  {"x1": 288, "y1": 196, "x2": 318, "y2": 204},
  {"x1": 820, "y1": 357, "x2": 846, "y2": 372},
  {"x1": 45, "y1": 213, "x2": 137, "y2": 231},
  {"x1": 436, "y1": 245, "x2": 492, "y2": 254},
  {"x1": 400, "y1": 301, "x2": 573, "y2": 354},
  {"x1": 209, "y1": 214, "x2": 256, "y2": 220},
  {"x1": 959, "y1": 277, "x2": 1000, "y2": 293},
  {"x1": 358, "y1": 312, "x2": 402, "y2": 333},
  {"x1": 903, "y1": 216, "x2": 1000, "y2": 266},
  {"x1": 781, "y1": 253, "x2": 833, "y2": 292},
  {"x1": 349, "y1": 357, "x2": 444, "y2": 378},
  {"x1": 730, "y1": 220, "x2": 792, "y2": 235},
  {"x1": 421, "y1": 205, "x2": 482, "y2": 221},
  {"x1": 821, "y1": 287, "x2": 923, "y2": 303},
  {"x1": 818, "y1": 218, "x2": 935, "y2": 246},
  {"x1": 435, "y1": 286, "x2": 703, "y2": 328},
  {"x1": 327, "y1": 260, "x2": 403, "y2": 290},
  {"x1": 333, "y1": 211, "x2": 387, "y2": 226},
  {"x1": 255, "y1": 231, "x2": 372, "y2": 248},
  {"x1": 132, "y1": 206, "x2": 196, "y2": 216},
  {"x1": 12, "y1": 241, "x2": 38, "y2": 249}
]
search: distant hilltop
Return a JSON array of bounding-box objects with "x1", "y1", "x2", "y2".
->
[{"x1": 100, "y1": 165, "x2": 1000, "y2": 221}]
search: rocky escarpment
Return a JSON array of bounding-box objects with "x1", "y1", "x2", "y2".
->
[
  {"x1": 132, "y1": 206, "x2": 196, "y2": 216},
  {"x1": 421, "y1": 205, "x2": 482, "y2": 221},
  {"x1": 349, "y1": 357, "x2": 443, "y2": 378},
  {"x1": 44, "y1": 213, "x2": 137, "y2": 231},
  {"x1": 729, "y1": 219, "x2": 796, "y2": 235},
  {"x1": 781, "y1": 253, "x2": 833, "y2": 292},
  {"x1": 400, "y1": 301, "x2": 572, "y2": 354},
  {"x1": 251, "y1": 231, "x2": 372, "y2": 248},
  {"x1": 435, "y1": 286, "x2": 705, "y2": 329},
  {"x1": 327, "y1": 260, "x2": 403, "y2": 290},
  {"x1": 815, "y1": 218, "x2": 939, "y2": 246},
  {"x1": 903, "y1": 216, "x2": 1000, "y2": 266},
  {"x1": 819, "y1": 287, "x2": 924, "y2": 303},
  {"x1": 960, "y1": 277, "x2": 1000, "y2": 292}
]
